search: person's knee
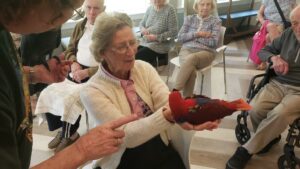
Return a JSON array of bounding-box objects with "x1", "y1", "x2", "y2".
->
[
  {"x1": 275, "y1": 108, "x2": 299, "y2": 124},
  {"x1": 188, "y1": 52, "x2": 214, "y2": 68},
  {"x1": 249, "y1": 101, "x2": 266, "y2": 119}
]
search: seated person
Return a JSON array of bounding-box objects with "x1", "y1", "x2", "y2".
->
[
  {"x1": 35, "y1": 0, "x2": 105, "y2": 153},
  {"x1": 173, "y1": 0, "x2": 221, "y2": 97},
  {"x1": 135, "y1": 0, "x2": 178, "y2": 67},
  {"x1": 226, "y1": 5, "x2": 300, "y2": 169},
  {"x1": 80, "y1": 12, "x2": 220, "y2": 169},
  {"x1": 256, "y1": 0, "x2": 296, "y2": 70}
]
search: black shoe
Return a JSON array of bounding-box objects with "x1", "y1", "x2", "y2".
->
[
  {"x1": 226, "y1": 147, "x2": 252, "y2": 169},
  {"x1": 256, "y1": 135, "x2": 281, "y2": 155}
]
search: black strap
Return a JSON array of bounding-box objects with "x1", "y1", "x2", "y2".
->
[{"x1": 273, "y1": 0, "x2": 290, "y2": 29}]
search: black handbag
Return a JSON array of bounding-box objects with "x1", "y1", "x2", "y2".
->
[{"x1": 273, "y1": 0, "x2": 291, "y2": 29}]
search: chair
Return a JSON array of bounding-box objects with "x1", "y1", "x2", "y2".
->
[{"x1": 167, "y1": 26, "x2": 227, "y2": 95}]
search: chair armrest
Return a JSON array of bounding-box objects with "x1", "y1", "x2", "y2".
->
[{"x1": 216, "y1": 45, "x2": 227, "y2": 53}]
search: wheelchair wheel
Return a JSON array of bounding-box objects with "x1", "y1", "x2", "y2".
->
[
  {"x1": 278, "y1": 155, "x2": 297, "y2": 169},
  {"x1": 235, "y1": 125, "x2": 251, "y2": 145}
]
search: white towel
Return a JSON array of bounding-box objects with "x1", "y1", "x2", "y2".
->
[{"x1": 35, "y1": 79, "x2": 85, "y2": 125}]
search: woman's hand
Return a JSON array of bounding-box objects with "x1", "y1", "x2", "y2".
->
[
  {"x1": 71, "y1": 62, "x2": 82, "y2": 73},
  {"x1": 72, "y1": 69, "x2": 89, "y2": 83},
  {"x1": 179, "y1": 120, "x2": 220, "y2": 131},
  {"x1": 26, "y1": 56, "x2": 71, "y2": 84},
  {"x1": 141, "y1": 27, "x2": 150, "y2": 35},
  {"x1": 144, "y1": 34, "x2": 157, "y2": 41},
  {"x1": 162, "y1": 105, "x2": 220, "y2": 130},
  {"x1": 73, "y1": 115, "x2": 139, "y2": 162},
  {"x1": 162, "y1": 106, "x2": 175, "y2": 123},
  {"x1": 196, "y1": 31, "x2": 212, "y2": 38}
]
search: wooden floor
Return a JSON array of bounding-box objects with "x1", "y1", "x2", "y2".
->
[{"x1": 30, "y1": 36, "x2": 300, "y2": 169}]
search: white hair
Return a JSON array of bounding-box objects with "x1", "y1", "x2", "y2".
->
[
  {"x1": 90, "y1": 12, "x2": 133, "y2": 62},
  {"x1": 193, "y1": 0, "x2": 216, "y2": 14}
]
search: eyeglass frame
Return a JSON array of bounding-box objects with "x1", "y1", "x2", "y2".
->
[{"x1": 110, "y1": 39, "x2": 139, "y2": 54}]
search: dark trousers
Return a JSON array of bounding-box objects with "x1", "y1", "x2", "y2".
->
[
  {"x1": 95, "y1": 135, "x2": 186, "y2": 169},
  {"x1": 45, "y1": 113, "x2": 81, "y2": 137},
  {"x1": 135, "y1": 46, "x2": 168, "y2": 67}
]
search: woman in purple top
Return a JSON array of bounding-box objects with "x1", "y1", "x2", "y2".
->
[{"x1": 174, "y1": 0, "x2": 221, "y2": 97}]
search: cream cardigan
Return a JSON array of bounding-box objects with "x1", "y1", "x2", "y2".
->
[{"x1": 80, "y1": 60, "x2": 173, "y2": 169}]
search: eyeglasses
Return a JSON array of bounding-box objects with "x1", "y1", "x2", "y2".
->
[{"x1": 111, "y1": 40, "x2": 138, "y2": 54}]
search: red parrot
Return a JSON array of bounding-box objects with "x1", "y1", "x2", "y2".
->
[{"x1": 169, "y1": 91, "x2": 251, "y2": 125}]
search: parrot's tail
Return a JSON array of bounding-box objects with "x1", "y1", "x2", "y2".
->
[{"x1": 230, "y1": 99, "x2": 252, "y2": 111}]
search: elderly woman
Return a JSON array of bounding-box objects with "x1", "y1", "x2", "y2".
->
[
  {"x1": 135, "y1": 0, "x2": 178, "y2": 66},
  {"x1": 0, "y1": 0, "x2": 138, "y2": 168},
  {"x1": 35, "y1": 0, "x2": 105, "y2": 153},
  {"x1": 81, "y1": 12, "x2": 219, "y2": 169},
  {"x1": 255, "y1": 0, "x2": 296, "y2": 70},
  {"x1": 173, "y1": 0, "x2": 221, "y2": 97}
]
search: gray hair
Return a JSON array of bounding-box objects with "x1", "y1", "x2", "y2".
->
[
  {"x1": 193, "y1": 0, "x2": 216, "y2": 13},
  {"x1": 90, "y1": 12, "x2": 133, "y2": 62}
]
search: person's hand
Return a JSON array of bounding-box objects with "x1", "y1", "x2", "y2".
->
[
  {"x1": 144, "y1": 34, "x2": 157, "y2": 41},
  {"x1": 73, "y1": 114, "x2": 139, "y2": 161},
  {"x1": 196, "y1": 31, "x2": 212, "y2": 38},
  {"x1": 72, "y1": 69, "x2": 89, "y2": 83},
  {"x1": 162, "y1": 105, "x2": 221, "y2": 130},
  {"x1": 271, "y1": 55, "x2": 289, "y2": 75},
  {"x1": 141, "y1": 27, "x2": 150, "y2": 35},
  {"x1": 71, "y1": 62, "x2": 82, "y2": 73},
  {"x1": 33, "y1": 56, "x2": 71, "y2": 84},
  {"x1": 179, "y1": 120, "x2": 220, "y2": 131},
  {"x1": 162, "y1": 106, "x2": 175, "y2": 123}
]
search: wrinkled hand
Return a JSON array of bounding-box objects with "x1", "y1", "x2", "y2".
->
[
  {"x1": 141, "y1": 27, "x2": 150, "y2": 35},
  {"x1": 197, "y1": 31, "x2": 212, "y2": 38},
  {"x1": 74, "y1": 115, "x2": 138, "y2": 161},
  {"x1": 144, "y1": 34, "x2": 157, "y2": 41},
  {"x1": 72, "y1": 69, "x2": 89, "y2": 83},
  {"x1": 271, "y1": 55, "x2": 289, "y2": 75},
  {"x1": 179, "y1": 120, "x2": 220, "y2": 131},
  {"x1": 163, "y1": 104, "x2": 220, "y2": 131},
  {"x1": 71, "y1": 62, "x2": 82, "y2": 73},
  {"x1": 35, "y1": 56, "x2": 71, "y2": 84}
]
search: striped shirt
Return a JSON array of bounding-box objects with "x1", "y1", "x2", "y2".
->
[
  {"x1": 178, "y1": 14, "x2": 221, "y2": 52},
  {"x1": 139, "y1": 4, "x2": 178, "y2": 54}
]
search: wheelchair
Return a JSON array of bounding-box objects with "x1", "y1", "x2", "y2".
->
[{"x1": 234, "y1": 63, "x2": 300, "y2": 169}]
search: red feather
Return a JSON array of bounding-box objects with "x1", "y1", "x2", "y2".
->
[{"x1": 169, "y1": 91, "x2": 251, "y2": 125}]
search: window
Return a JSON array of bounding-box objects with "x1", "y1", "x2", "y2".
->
[{"x1": 105, "y1": 0, "x2": 150, "y2": 15}]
